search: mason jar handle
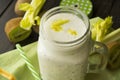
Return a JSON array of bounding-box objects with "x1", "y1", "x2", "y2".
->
[{"x1": 88, "y1": 41, "x2": 108, "y2": 73}]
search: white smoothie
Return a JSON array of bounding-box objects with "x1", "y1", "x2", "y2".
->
[
  {"x1": 43, "y1": 13, "x2": 86, "y2": 42},
  {"x1": 38, "y1": 13, "x2": 90, "y2": 80}
]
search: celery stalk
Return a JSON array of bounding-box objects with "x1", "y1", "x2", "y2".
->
[
  {"x1": 19, "y1": 0, "x2": 46, "y2": 30},
  {"x1": 103, "y1": 28, "x2": 120, "y2": 44},
  {"x1": 90, "y1": 16, "x2": 113, "y2": 42}
]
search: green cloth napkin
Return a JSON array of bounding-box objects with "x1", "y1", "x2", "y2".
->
[
  {"x1": 0, "y1": 42, "x2": 39, "y2": 80},
  {"x1": 0, "y1": 42, "x2": 120, "y2": 80}
]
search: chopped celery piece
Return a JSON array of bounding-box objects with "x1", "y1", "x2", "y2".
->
[
  {"x1": 103, "y1": 28, "x2": 120, "y2": 44},
  {"x1": 19, "y1": 0, "x2": 46, "y2": 30},
  {"x1": 90, "y1": 16, "x2": 113, "y2": 42}
]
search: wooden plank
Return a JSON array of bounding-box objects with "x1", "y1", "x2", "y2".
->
[
  {"x1": 110, "y1": 0, "x2": 120, "y2": 16},
  {"x1": 0, "y1": 0, "x2": 17, "y2": 53},
  {"x1": 0, "y1": 0, "x2": 13, "y2": 16},
  {"x1": 112, "y1": 16, "x2": 120, "y2": 29},
  {"x1": 110, "y1": 0, "x2": 120, "y2": 29},
  {"x1": 41, "y1": 0, "x2": 61, "y2": 10},
  {"x1": 91, "y1": 0, "x2": 114, "y2": 18}
]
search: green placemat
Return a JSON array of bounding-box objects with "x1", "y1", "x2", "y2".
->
[
  {"x1": 60, "y1": 0, "x2": 93, "y2": 16},
  {"x1": 0, "y1": 42, "x2": 39, "y2": 80},
  {"x1": 0, "y1": 42, "x2": 120, "y2": 80}
]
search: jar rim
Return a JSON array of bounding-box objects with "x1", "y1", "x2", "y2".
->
[{"x1": 40, "y1": 6, "x2": 90, "y2": 46}]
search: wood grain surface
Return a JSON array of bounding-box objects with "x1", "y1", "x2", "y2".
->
[{"x1": 0, "y1": 0, "x2": 120, "y2": 53}]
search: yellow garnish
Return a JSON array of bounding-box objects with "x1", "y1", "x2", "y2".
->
[
  {"x1": 51, "y1": 25, "x2": 63, "y2": 32},
  {"x1": 0, "y1": 68, "x2": 16, "y2": 80},
  {"x1": 68, "y1": 29, "x2": 78, "y2": 36},
  {"x1": 51, "y1": 19, "x2": 69, "y2": 32},
  {"x1": 52, "y1": 19, "x2": 69, "y2": 26}
]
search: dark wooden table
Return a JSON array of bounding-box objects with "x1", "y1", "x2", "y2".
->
[{"x1": 0, "y1": 0, "x2": 120, "y2": 53}]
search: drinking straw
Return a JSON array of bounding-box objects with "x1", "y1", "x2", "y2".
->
[
  {"x1": 0, "y1": 68, "x2": 15, "y2": 80},
  {"x1": 16, "y1": 44, "x2": 41, "y2": 80}
]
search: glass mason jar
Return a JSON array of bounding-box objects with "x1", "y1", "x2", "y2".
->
[{"x1": 38, "y1": 6, "x2": 108, "y2": 80}]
